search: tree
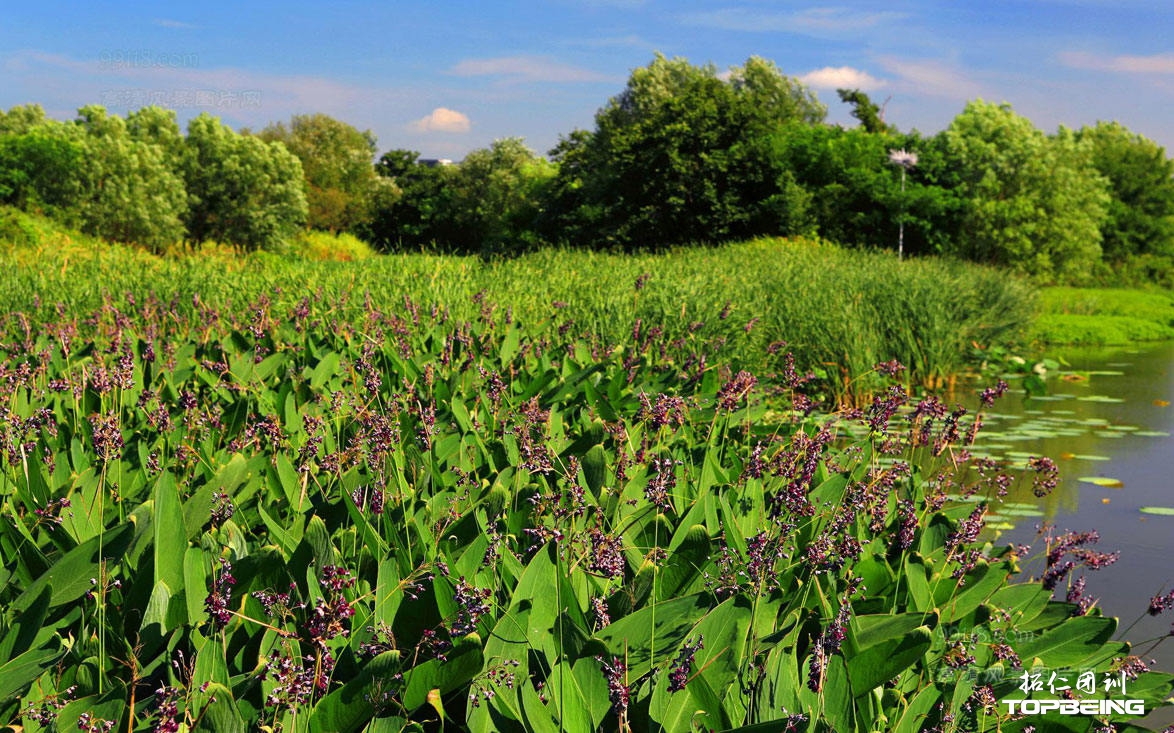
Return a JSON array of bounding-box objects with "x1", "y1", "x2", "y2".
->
[
  {"x1": 126, "y1": 106, "x2": 185, "y2": 159},
  {"x1": 369, "y1": 149, "x2": 454, "y2": 251},
  {"x1": 446, "y1": 138, "x2": 555, "y2": 255},
  {"x1": 0, "y1": 106, "x2": 187, "y2": 248},
  {"x1": 183, "y1": 113, "x2": 308, "y2": 249},
  {"x1": 0, "y1": 104, "x2": 48, "y2": 136},
  {"x1": 0, "y1": 121, "x2": 87, "y2": 216},
  {"x1": 941, "y1": 100, "x2": 1108, "y2": 281},
  {"x1": 72, "y1": 106, "x2": 187, "y2": 249},
  {"x1": 836, "y1": 89, "x2": 892, "y2": 134},
  {"x1": 258, "y1": 114, "x2": 379, "y2": 233},
  {"x1": 546, "y1": 54, "x2": 826, "y2": 249},
  {"x1": 771, "y1": 124, "x2": 898, "y2": 247},
  {"x1": 1077, "y1": 121, "x2": 1174, "y2": 261}
]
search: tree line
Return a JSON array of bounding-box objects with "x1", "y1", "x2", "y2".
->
[{"x1": 2, "y1": 54, "x2": 1173, "y2": 283}]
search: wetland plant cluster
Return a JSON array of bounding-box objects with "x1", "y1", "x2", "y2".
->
[{"x1": 0, "y1": 282, "x2": 1171, "y2": 732}]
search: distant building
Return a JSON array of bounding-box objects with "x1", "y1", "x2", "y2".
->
[{"x1": 419, "y1": 158, "x2": 454, "y2": 167}]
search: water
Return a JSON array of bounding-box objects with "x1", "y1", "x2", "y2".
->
[{"x1": 970, "y1": 342, "x2": 1174, "y2": 725}]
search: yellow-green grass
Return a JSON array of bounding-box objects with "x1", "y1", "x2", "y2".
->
[{"x1": 1032, "y1": 286, "x2": 1174, "y2": 344}]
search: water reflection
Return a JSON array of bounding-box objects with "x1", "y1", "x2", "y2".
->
[{"x1": 974, "y1": 342, "x2": 1174, "y2": 725}]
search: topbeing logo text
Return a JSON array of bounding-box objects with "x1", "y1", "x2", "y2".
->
[{"x1": 1003, "y1": 699, "x2": 1145, "y2": 715}]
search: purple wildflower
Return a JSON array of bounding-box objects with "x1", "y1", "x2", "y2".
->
[{"x1": 668, "y1": 636, "x2": 704, "y2": 692}]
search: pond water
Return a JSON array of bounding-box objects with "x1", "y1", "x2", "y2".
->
[{"x1": 969, "y1": 341, "x2": 1174, "y2": 724}]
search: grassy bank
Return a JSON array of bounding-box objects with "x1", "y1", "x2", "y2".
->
[
  {"x1": 1, "y1": 206, "x2": 1034, "y2": 399},
  {"x1": 1032, "y1": 287, "x2": 1174, "y2": 345}
]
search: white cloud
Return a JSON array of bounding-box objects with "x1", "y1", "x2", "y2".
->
[
  {"x1": 874, "y1": 56, "x2": 988, "y2": 100},
  {"x1": 799, "y1": 66, "x2": 885, "y2": 91},
  {"x1": 680, "y1": 7, "x2": 904, "y2": 37},
  {"x1": 449, "y1": 55, "x2": 612, "y2": 83},
  {"x1": 1, "y1": 49, "x2": 382, "y2": 114},
  {"x1": 410, "y1": 107, "x2": 471, "y2": 133},
  {"x1": 1059, "y1": 51, "x2": 1174, "y2": 75}
]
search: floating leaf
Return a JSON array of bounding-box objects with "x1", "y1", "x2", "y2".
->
[
  {"x1": 1000, "y1": 508, "x2": 1044, "y2": 518},
  {"x1": 1140, "y1": 507, "x2": 1174, "y2": 516},
  {"x1": 1077, "y1": 477, "x2": 1124, "y2": 488}
]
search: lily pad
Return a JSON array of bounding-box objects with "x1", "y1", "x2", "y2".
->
[
  {"x1": 1077, "y1": 477, "x2": 1124, "y2": 489},
  {"x1": 1139, "y1": 507, "x2": 1174, "y2": 517},
  {"x1": 1000, "y1": 508, "x2": 1045, "y2": 518},
  {"x1": 1077, "y1": 395, "x2": 1125, "y2": 403},
  {"x1": 1134, "y1": 430, "x2": 1171, "y2": 438}
]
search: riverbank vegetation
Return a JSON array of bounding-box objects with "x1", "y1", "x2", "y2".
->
[
  {"x1": 1, "y1": 281, "x2": 1170, "y2": 732},
  {"x1": 0, "y1": 205, "x2": 1032, "y2": 404},
  {"x1": 1032, "y1": 288, "x2": 1174, "y2": 345}
]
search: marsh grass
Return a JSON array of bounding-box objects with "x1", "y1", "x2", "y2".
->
[
  {"x1": 1, "y1": 207, "x2": 1034, "y2": 401},
  {"x1": 1033, "y1": 287, "x2": 1174, "y2": 345}
]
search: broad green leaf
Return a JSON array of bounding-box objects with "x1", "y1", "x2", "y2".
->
[
  {"x1": 846, "y1": 625, "x2": 933, "y2": 695},
  {"x1": 196, "y1": 681, "x2": 247, "y2": 732},
  {"x1": 154, "y1": 471, "x2": 186, "y2": 592},
  {"x1": 892, "y1": 685, "x2": 943, "y2": 733},
  {"x1": 0, "y1": 584, "x2": 50, "y2": 662},
  {"x1": 655, "y1": 524, "x2": 711, "y2": 601},
  {"x1": 309, "y1": 650, "x2": 402, "y2": 732},
  {"x1": 0, "y1": 638, "x2": 64, "y2": 701},
  {"x1": 183, "y1": 546, "x2": 209, "y2": 624},
  {"x1": 401, "y1": 633, "x2": 484, "y2": 712},
  {"x1": 798, "y1": 653, "x2": 853, "y2": 732},
  {"x1": 1014, "y1": 614, "x2": 1117, "y2": 668},
  {"x1": 593, "y1": 593, "x2": 714, "y2": 680},
  {"x1": 12, "y1": 522, "x2": 134, "y2": 612}
]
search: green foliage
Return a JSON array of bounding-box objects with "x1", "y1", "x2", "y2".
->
[
  {"x1": 0, "y1": 285, "x2": 1166, "y2": 731},
  {"x1": 836, "y1": 88, "x2": 893, "y2": 134},
  {"x1": 1, "y1": 216, "x2": 1035, "y2": 401},
  {"x1": 0, "y1": 106, "x2": 186, "y2": 249},
  {"x1": 72, "y1": 106, "x2": 188, "y2": 249},
  {"x1": 0, "y1": 123, "x2": 87, "y2": 216},
  {"x1": 288, "y1": 229, "x2": 377, "y2": 261},
  {"x1": 1031, "y1": 287, "x2": 1174, "y2": 344},
  {"x1": 445, "y1": 137, "x2": 556, "y2": 255},
  {"x1": 770, "y1": 124, "x2": 899, "y2": 248},
  {"x1": 370, "y1": 150, "x2": 454, "y2": 251},
  {"x1": 259, "y1": 113, "x2": 381, "y2": 233},
  {"x1": 546, "y1": 54, "x2": 826, "y2": 249},
  {"x1": 0, "y1": 104, "x2": 49, "y2": 135},
  {"x1": 125, "y1": 105, "x2": 185, "y2": 159},
  {"x1": 1077, "y1": 121, "x2": 1174, "y2": 262},
  {"x1": 182, "y1": 113, "x2": 309, "y2": 250},
  {"x1": 941, "y1": 101, "x2": 1110, "y2": 282}
]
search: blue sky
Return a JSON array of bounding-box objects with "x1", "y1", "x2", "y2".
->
[{"x1": 2, "y1": 1, "x2": 1171, "y2": 159}]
